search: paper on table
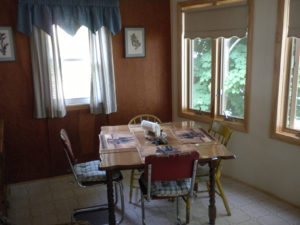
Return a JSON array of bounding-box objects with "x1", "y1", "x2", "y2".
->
[
  {"x1": 173, "y1": 128, "x2": 216, "y2": 144},
  {"x1": 100, "y1": 133, "x2": 137, "y2": 150}
]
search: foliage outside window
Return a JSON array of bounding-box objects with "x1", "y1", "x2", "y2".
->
[
  {"x1": 272, "y1": 0, "x2": 300, "y2": 145},
  {"x1": 178, "y1": 0, "x2": 253, "y2": 132},
  {"x1": 190, "y1": 37, "x2": 247, "y2": 119},
  {"x1": 191, "y1": 39, "x2": 212, "y2": 113}
]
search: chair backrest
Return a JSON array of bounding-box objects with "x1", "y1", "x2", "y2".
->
[
  {"x1": 60, "y1": 129, "x2": 78, "y2": 165},
  {"x1": 208, "y1": 121, "x2": 233, "y2": 147},
  {"x1": 128, "y1": 114, "x2": 162, "y2": 125},
  {"x1": 144, "y1": 151, "x2": 199, "y2": 182}
]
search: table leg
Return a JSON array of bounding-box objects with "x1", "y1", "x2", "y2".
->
[
  {"x1": 208, "y1": 160, "x2": 217, "y2": 225},
  {"x1": 107, "y1": 170, "x2": 116, "y2": 225}
]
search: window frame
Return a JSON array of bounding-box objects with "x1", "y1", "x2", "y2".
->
[
  {"x1": 177, "y1": 0, "x2": 254, "y2": 132},
  {"x1": 271, "y1": 0, "x2": 300, "y2": 145},
  {"x1": 186, "y1": 38, "x2": 215, "y2": 116}
]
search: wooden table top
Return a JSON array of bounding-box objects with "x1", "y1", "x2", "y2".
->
[{"x1": 99, "y1": 121, "x2": 235, "y2": 170}]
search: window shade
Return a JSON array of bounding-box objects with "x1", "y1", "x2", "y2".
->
[
  {"x1": 288, "y1": 0, "x2": 300, "y2": 37},
  {"x1": 184, "y1": 2, "x2": 248, "y2": 39}
]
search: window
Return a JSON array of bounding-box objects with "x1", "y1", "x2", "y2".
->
[
  {"x1": 21, "y1": 0, "x2": 119, "y2": 118},
  {"x1": 57, "y1": 26, "x2": 91, "y2": 106},
  {"x1": 272, "y1": 0, "x2": 300, "y2": 144},
  {"x1": 189, "y1": 37, "x2": 247, "y2": 118},
  {"x1": 178, "y1": 0, "x2": 253, "y2": 132}
]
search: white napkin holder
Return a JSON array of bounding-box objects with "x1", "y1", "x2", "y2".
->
[{"x1": 141, "y1": 120, "x2": 161, "y2": 137}]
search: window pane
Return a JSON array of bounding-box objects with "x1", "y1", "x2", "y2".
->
[
  {"x1": 220, "y1": 37, "x2": 247, "y2": 119},
  {"x1": 57, "y1": 26, "x2": 91, "y2": 104},
  {"x1": 190, "y1": 39, "x2": 212, "y2": 112},
  {"x1": 286, "y1": 38, "x2": 300, "y2": 130},
  {"x1": 61, "y1": 61, "x2": 90, "y2": 99}
]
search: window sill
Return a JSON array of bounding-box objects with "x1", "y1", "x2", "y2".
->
[
  {"x1": 66, "y1": 104, "x2": 90, "y2": 112},
  {"x1": 271, "y1": 130, "x2": 300, "y2": 146},
  {"x1": 179, "y1": 110, "x2": 248, "y2": 133}
]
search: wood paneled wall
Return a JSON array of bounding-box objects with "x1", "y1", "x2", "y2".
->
[{"x1": 0, "y1": 0, "x2": 172, "y2": 183}]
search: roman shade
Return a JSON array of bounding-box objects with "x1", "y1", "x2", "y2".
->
[
  {"x1": 184, "y1": 2, "x2": 248, "y2": 39},
  {"x1": 288, "y1": 0, "x2": 300, "y2": 37},
  {"x1": 18, "y1": 0, "x2": 122, "y2": 37}
]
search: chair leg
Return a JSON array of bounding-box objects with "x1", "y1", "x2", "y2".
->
[
  {"x1": 193, "y1": 182, "x2": 198, "y2": 192},
  {"x1": 216, "y1": 178, "x2": 231, "y2": 216},
  {"x1": 116, "y1": 181, "x2": 125, "y2": 225},
  {"x1": 114, "y1": 182, "x2": 119, "y2": 206},
  {"x1": 206, "y1": 181, "x2": 210, "y2": 191},
  {"x1": 129, "y1": 170, "x2": 135, "y2": 203},
  {"x1": 176, "y1": 197, "x2": 185, "y2": 225},
  {"x1": 141, "y1": 191, "x2": 146, "y2": 225},
  {"x1": 176, "y1": 197, "x2": 179, "y2": 222},
  {"x1": 186, "y1": 197, "x2": 191, "y2": 224}
]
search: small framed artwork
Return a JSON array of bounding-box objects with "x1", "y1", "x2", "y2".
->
[
  {"x1": 0, "y1": 27, "x2": 16, "y2": 62},
  {"x1": 125, "y1": 27, "x2": 146, "y2": 58}
]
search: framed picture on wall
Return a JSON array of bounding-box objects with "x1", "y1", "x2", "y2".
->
[
  {"x1": 0, "y1": 27, "x2": 16, "y2": 62},
  {"x1": 125, "y1": 27, "x2": 146, "y2": 58}
]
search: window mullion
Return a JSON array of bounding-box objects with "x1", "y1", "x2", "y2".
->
[
  {"x1": 187, "y1": 39, "x2": 193, "y2": 110},
  {"x1": 219, "y1": 38, "x2": 226, "y2": 117},
  {"x1": 214, "y1": 38, "x2": 223, "y2": 117},
  {"x1": 212, "y1": 38, "x2": 221, "y2": 118}
]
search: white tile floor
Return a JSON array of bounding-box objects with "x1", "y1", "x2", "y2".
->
[{"x1": 7, "y1": 171, "x2": 300, "y2": 225}]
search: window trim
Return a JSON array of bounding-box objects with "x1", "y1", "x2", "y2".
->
[
  {"x1": 66, "y1": 104, "x2": 90, "y2": 112},
  {"x1": 65, "y1": 97, "x2": 90, "y2": 106},
  {"x1": 271, "y1": 0, "x2": 300, "y2": 145},
  {"x1": 177, "y1": 0, "x2": 254, "y2": 133}
]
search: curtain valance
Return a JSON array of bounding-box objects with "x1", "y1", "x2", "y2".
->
[
  {"x1": 184, "y1": 2, "x2": 248, "y2": 39},
  {"x1": 18, "y1": 0, "x2": 122, "y2": 36}
]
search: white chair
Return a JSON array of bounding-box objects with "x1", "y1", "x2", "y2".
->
[{"x1": 60, "y1": 129, "x2": 125, "y2": 224}]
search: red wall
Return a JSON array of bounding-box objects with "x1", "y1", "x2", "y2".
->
[{"x1": 0, "y1": 0, "x2": 172, "y2": 183}]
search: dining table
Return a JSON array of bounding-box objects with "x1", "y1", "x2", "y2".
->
[{"x1": 99, "y1": 121, "x2": 236, "y2": 225}]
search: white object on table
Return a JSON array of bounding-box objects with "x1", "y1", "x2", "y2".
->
[{"x1": 141, "y1": 120, "x2": 161, "y2": 137}]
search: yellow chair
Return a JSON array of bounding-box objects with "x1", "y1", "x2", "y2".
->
[
  {"x1": 195, "y1": 120, "x2": 233, "y2": 216},
  {"x1": 128, "y1": 114, "x2": 162, "y2": 203}
]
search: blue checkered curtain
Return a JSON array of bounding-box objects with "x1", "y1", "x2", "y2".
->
[{"x1": 18, "y1": 0, "x2": 122, "y2": 37}]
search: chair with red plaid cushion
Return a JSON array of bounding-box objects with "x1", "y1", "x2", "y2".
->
[{"x1": 139, "y1": 151, "x2": 201, "y2": 225}]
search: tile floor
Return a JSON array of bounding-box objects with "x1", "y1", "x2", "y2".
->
[{"x1": 7, "y1": 171, "x2": 300, "y2": 225}]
